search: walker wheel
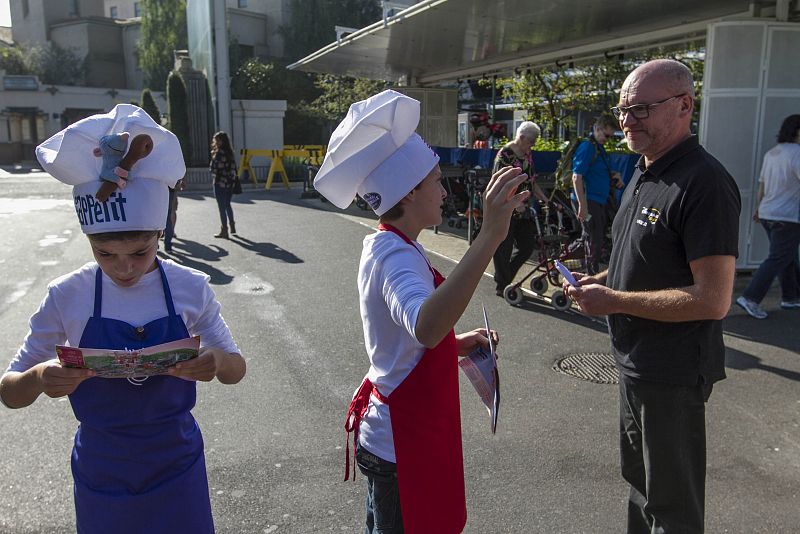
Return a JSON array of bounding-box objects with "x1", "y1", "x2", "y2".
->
[
  {"x1": 448, "y1": 220, "x2": 455, "y2": 227},
  {"x1": 503, "y1": 285, "x2": 524, "y2": 305},
  {"x1": 530, "y1": 277, "x2": 548, "y2": 294},
  {"x1": 550, "y1": 289, "x2": 571, "y2": 311}
]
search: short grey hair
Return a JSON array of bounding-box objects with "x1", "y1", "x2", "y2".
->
[{"x1": 516, "y1": 121, "x2": 541, "y2": 142}]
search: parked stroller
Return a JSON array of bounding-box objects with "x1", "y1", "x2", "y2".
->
[{"x1": 501, "y1": 194, "x2": 584, "y2": 311}]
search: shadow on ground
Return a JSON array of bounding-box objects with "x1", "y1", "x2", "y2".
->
[{"x1": 158, "y1": 238, "x2": 234, "y2": 285}]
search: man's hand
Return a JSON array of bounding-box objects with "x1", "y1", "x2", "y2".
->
[
  {"x1": 37, "y1": 360, "x2": 95, "y2": 398},
  {"x1": 565, "y1": 283, "x2": 618, "y2": 316}
]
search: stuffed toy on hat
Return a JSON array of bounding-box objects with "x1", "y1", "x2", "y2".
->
[
  {"x1": 93, "y1": 132, "x2": 154, "y2": 202},
  {"x1": 35, "y1": 104, "x2": 185, "y2": 234}
]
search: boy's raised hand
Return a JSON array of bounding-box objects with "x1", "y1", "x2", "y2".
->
[
  {"x1": 37, "y1": 360, "x2": 95, "y2": 398},
  {"x1": 479, "y1": 166, "x2": 531, "y2": 243}
]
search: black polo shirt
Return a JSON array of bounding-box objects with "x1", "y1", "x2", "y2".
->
[{"x1": 607, "y1": 135, "x2": 741, "y2": 386}]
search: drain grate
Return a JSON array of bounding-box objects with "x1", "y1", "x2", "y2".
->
[{"x1": 553, "y1": 352, "x2": 619, "y2": 384}]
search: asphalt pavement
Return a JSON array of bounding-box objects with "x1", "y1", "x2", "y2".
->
[{"x1": 0, "y1": 170, "x2": 797, "y2": 533}]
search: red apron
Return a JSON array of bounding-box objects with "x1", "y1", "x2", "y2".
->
[{"x1": 344, "y1": 223, "x2": 467, "y2": 533}]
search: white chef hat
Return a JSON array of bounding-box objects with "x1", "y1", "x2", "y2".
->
[
  {"x1": 35, "y1": 104, "x2": 186, "y2": 234},
  {"x1": 313, "y1": 90, "x2": 439, "y2": 216}
]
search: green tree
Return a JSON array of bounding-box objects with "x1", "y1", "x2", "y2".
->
[
  {"x1": 136, "y1": 0, "x2": 187, "y2": 92},
  {"x1": 141, "y1": 88, "x2": 162, "y2": 124},
  {"x1": 281, "y1": 0, "x2": 381, "y2": 60},
  {"x1": 0, "y1": 46, "x2": 27, "y2": 75},
  {"x1": 26, "y1": 42, "x2": 87, "y2": 85},
  {"x1": 311, "y1": 74, "x2": 386, "y2": 121},
  {"x1": 167, "y1": 72, "x2": 191, "y2": 164},
  {"x1": 230, "y1": 58, "x2": 319, "y2": 103},
  {"x1": 495, "y1": 45, "x2": 705, "y2": 141}
]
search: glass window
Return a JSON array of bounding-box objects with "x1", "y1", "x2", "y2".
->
[
  {"x1": 22, "y1": 0, "x2": 29, "y2": 17},
  {"x1": 238, "y1": 0, "x2": 247, "y2": 7},
  {"x1": 68, "y1": 0, "x2": 79, "y2": 16},
  {"x1": 110, "y1": 6, "x2": 118, "y2": 19},
  {"x1": 134, "y1": 2, "x2": 141, "y2": 17}
]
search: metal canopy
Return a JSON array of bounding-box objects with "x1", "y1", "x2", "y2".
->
[{"x1": 288, "y1": 0, "x2": 760, "y2": 85}]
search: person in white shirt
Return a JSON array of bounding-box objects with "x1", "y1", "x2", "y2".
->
[
  {"x1": 0, "y1": 105, "x2": 246, "y2": 534},
  {"x1": 314, "y1": 90, "x2": 528, "y2": 533},
  {"x1": 736, "y1": 114, "x2": 800, "y2": 318}
]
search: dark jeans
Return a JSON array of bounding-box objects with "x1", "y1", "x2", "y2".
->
[
  {"x1": 356, "y1": 444, "x2": 403, "y2": 534},
  {"x1": 164, "y1": 187, "x2": 176, "y2": 250},
  {"x1": 620, "y1": 374, "x2": 712, "y2": 534},
  {"x1": 742, "y1": 219, "x2": 800, "y2": 303},
  {"x1": 581, "y1": 199, "x2": 607, "y2": 275},
  {"x1": 214, "y1": 184, "x2": 235, "y2": 227},
  {"x1": 493, "y1": 217, "x2": 537, "y2": 290}
]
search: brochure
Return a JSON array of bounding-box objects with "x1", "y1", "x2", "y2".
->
[
  {"x1": 55, "y1": 336, "x2": 200, "y2": 378},
  {"x1": 458, "y1": 306, "x2": 500, "y2": 433}
]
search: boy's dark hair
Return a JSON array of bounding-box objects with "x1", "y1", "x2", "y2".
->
[
  {"x1": 777, "y1": 114, "x2": 800, "y2": 144},
  {"x1": 593, "y1": 114, "x2": 617, "y2": 131},
  {"x1": 377, "y1": 182, "x2": 424, "y2": 222},
  {"x1": 87, "y1": 230, "x2": 161, "y2": 243}
]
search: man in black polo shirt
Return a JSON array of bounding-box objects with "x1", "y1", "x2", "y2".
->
[{"x1": 565, "y1": 59, "x2": 741, "y2": 534}]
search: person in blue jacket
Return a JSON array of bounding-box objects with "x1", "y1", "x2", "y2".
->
[{"x1": 571, "y1": 115, "x2": 621, "y2": 274}]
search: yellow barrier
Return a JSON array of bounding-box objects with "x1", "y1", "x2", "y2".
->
[{"x1": 239, "y1": 145, "x2": 327, "y2": 191}]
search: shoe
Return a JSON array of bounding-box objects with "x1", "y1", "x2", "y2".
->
[
  {"x1": 164, "y1": 246, "x2": 173, "y2": 253},
  {"x1": 214, "y1": 226, "x2": 229, "y2": 239},
  {"x1": 736, "y1": 296, "x2": 767, "y2": 319},
  {"x1": 230, "y1": 221, "x2": 237, "y2": 235},
  {"x1": 780, "y1": 299, "x2": 800, "y2": 309},
  {"x1": 495, "y1": 289, "x2": 504, "y2": 297}
]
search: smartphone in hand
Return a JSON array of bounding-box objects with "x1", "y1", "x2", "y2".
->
[{"x1": 554, "y1": 260, "x2": 578, "y2": 286}]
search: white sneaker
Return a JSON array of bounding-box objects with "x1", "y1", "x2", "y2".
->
[
  {"x1": 780, "y1": 299, "x2": 800, "y2": 310},
  {"x1": 736, "y1": 296, "x2": 768, "y2": 319}
]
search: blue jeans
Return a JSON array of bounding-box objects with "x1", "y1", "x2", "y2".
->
[
  {"x1": 356, "y1": 444, "x2": 403, "y2": 534},
  {"x1": 742, "y1": 220, "x2": 800, "y2": 303},
  {"x1": 214, "y1": 184, "x2": 235, "y2": 227}
]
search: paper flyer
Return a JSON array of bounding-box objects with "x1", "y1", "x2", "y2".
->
[
  {"x1": 56, "y1": 336, "x2": 200, "y2": 378},
  {"x1": 458, "y1": 306, "x2": 500, "y2": 433}
]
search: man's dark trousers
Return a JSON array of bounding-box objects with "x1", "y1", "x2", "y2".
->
[{"x1": 619, "y1": 374, "x2": 712, "y2": 534}]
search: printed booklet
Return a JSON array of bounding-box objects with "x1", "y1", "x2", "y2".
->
[
  {"x1": 56, "y1": 336, "x2": 200, "y2": 378},
  {"x1": 458, "y1": 306, "x2": 500, "y2": 433}
]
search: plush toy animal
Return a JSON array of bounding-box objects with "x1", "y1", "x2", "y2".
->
[{"x1": 94, "y1": 132, "x2": 154, "y2": 202}]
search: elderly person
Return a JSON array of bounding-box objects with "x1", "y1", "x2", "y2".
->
[
  {"x1": 491, "y1": 121, "x2": 550, "y2": 296},
  {"x1": 565, "y1": 59, "x2": 741, "y2": 533},
  {"x1": 736, "y1": 114, "x2": 800, "y2": 318}
]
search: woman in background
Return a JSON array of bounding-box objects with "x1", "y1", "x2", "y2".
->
[{"x1": 210, "y1": 131, "x2": 237, "y2": 239}]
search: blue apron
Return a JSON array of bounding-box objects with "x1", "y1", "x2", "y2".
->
[{"x1": 69, "y1": 261, "x2": 214, "y2": 533}]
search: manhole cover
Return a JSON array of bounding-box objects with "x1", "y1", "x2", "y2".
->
[{"x1": 553, "y1": 352, "x2": 619, "y2": 384}]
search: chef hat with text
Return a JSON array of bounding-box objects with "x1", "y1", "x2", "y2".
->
[
  {"x1": 35, "y1": 104, "x2": 185, "y2": 234},
  {"x1": 313, "y1": 90, "x2": 439, "y2": 216}
]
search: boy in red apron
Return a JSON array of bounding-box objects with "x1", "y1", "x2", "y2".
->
[
  {"x1": 314, "y1": 90, "x2": 530, "y2": 533},
  {"x1": 0, "y1": 105, "x2": 246, "y2": 533}
]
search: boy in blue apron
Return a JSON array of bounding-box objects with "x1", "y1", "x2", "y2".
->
[
  {"x1": 314, "y1": 90, "x2": 529, "y2": 533},
  {"x1": 0, "y1": 104, "x2": 246, "y2": 533}
]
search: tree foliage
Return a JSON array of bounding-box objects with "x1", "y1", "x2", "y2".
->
[
  {"x1": 0, "y1": 46, "x2": 27, "y2": 75},
  {"x1": 7, "y1": 42, "x2": 88, "y2": 85},
  {"x1": 281, "y1": 0, "x2": 381, "y2": 60},
  {"x1": 230, "y1": 58, "x2": 320, "y2": 103},
  {"x1": 311, "y1": 74, "x2": 386, "y2": 120},
  {"x1": 136, "y1": 0, "x2": 188, "y2": 92},
  {"x1": 493, "y1": 45, "x2": 705, "y2": 141},
  {"x1": 141, "y1": 88, "x2": 162, "y2": 124},
  {"x1": 167, "y1": 72, "x2": 191, "y2": 164}
]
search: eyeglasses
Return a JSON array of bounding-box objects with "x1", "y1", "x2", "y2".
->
[{"x1": 611, "y1": 93, "x2": 687, "y2": 120}]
